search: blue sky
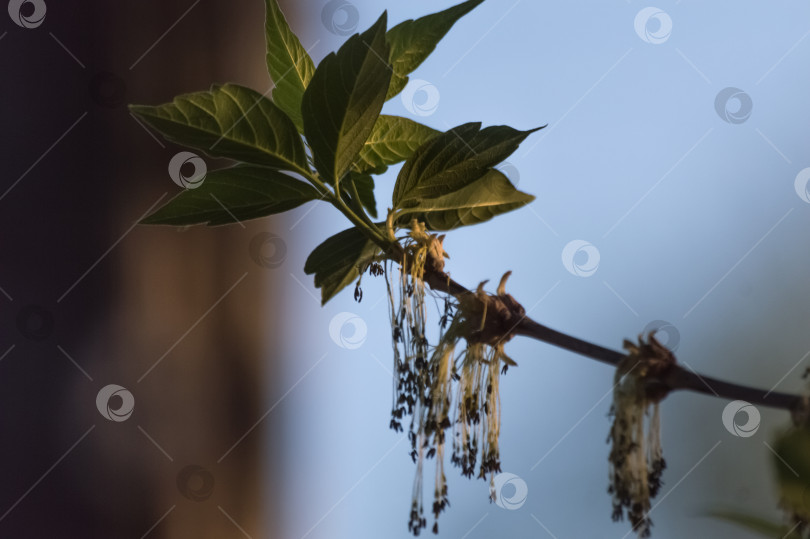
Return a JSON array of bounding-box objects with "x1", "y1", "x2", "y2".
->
[{"x1": 270, "y1": 2, "x2": 810, "y2": 537}]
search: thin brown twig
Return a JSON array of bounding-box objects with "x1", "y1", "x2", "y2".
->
[{"x1": 409, "y1": 250, "x2": 802, "y2": 412}]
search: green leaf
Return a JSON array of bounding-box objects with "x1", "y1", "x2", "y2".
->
[
  {"x1": 772, "y1": 428, "x2": 810, "y2": 522},
  {"x1": 264, "y1": 0, "x2": 316, "y2": 132},
  {"x1": 392, "y1": 122, "x2": 542, "y2": 207},
  {"x1": 301, "y1": 13, "x2": 392, "y2": 189},
  {"x1": 141, "y1": 165, "x2": 320, "y2": 226},
  {"x1": 304, "y1": 225, "x2": 382, "y2": 304},
  {"x1": 348, "y1": 172, "x2": 377, "y2": 219},
  {"x1": 130, "y1": 83, "x2": 309, "y2": 174},
  {"x1": 352, "y1": 115, "x2": 440, "y2": 175},
  {"x1": 396, "y1": 169, "x2": 533, "y2": 231},
  {"x1": 385, "y1": 0, "x2": 485, "y2": 100}
]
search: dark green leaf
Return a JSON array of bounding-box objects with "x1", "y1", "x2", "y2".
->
[
  {"x1": 304, "y1": 225, "x2": 382, "y2": 304},
  {"x1": 264, "y1": 0, "x2": 316, "y2": 132},
  {"x1": 130, "y1": 83, "x2": 309, "y2": 174},
  {"x1": 772, "y1": 428, "x2": 810, "y2": 523},
  {"x1": 301, "y1": 13, "x2": 392, "y2": 189},
  {"x1": 774, "y1": 428, "x2": 810, "y2": 480},
  {"x1": 385, "y1": 0, "x2": 485, "y2": 100},
  {"x1": 141, "y1": 165, "x2": 320, "y2": 226},
  {"x1": 396, "y1": 169, "x2": 533, "y2": 230},
  {"x1": 352, "y1": 115, "x2": 440, "y2": 175},
  {"x1": 392, "y1": 122, "x2": 542, "y2": 207}
]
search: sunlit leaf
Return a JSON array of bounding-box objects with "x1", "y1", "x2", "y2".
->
[
  {"x1": 352, "y1": 115, "x2": 439, "y2": 175},
  {"x1": 386, "y1": 0, "x2": 485, "y2": 100},
  {"x1": 264, "y1": 0, "x2": 316, "y2": 132},
  {"x1": 396, "y1": 169, "x2": 533, "y2": 230},
  {"x1": 130, "y1": 83, "x2": 309, "y2": 174},
  {"x1": 392, "y1": 122, "x2": 541, "y2": 207}
]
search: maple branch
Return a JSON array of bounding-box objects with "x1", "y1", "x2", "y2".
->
[{"x1": 413, "y1": 253, "x2": 801, "y2": 413}]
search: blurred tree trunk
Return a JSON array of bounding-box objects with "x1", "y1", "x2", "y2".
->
[{"x1": 0, "y1": 1, "x2": 303, "y2": 537}]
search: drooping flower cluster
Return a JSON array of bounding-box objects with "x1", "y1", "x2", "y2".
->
[
  {"x1": 384, "y1": 223, "x2": 513, "y2": 535},
  {"x1": 608, "y1": 334, "x2": 674, "y2": 538}
]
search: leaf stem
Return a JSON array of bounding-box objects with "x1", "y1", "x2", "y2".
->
[
  {"x1": 302, "y1": 170, "x2": 391, "y2": 250},
  {"x1": 347, "y1": 176, "x2": 376, "y2": 229}
]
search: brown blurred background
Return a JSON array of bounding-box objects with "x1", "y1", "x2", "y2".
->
[{"x1": 0, "y1": 1, "x2": 303, "y2": 536}]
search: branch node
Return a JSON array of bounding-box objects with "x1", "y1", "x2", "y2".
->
[
  {"x1": 622, "y1": 333, "x2": 678, "y2": 403},
  {"x1": 457, "y1": 271, "x2": 525, "y2": 346}
]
